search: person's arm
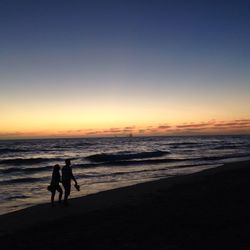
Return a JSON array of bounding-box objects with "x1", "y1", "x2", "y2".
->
[
  {"x1": 70, "y1": 168, "x2": 77, "y2": 185},
  {"x1": 59, "y1": 173, "x2": 62, "y2": 183},
  {"x1": 51, "y1": 172, "x2": 55, "y2": 185}
]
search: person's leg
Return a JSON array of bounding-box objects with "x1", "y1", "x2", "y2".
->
[
  {"x1": 63, "y1": 182, "x2": 70, "y2": 204},
  {"x1": 68, "y1": 183, "x2": 71, "y2": 197},
  {"x1": 56, "y1": 185, "x2": 63, "y2": 203},
  {"x1": 51, "y1": 189, "x2": 56, "y2": 206},
  {"x1": 62, "y1": 182, "x2": 67, "y2": 202}
]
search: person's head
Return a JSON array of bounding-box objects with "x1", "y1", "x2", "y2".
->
[
  {"x1": 53, "y1": 164, "x2": 60, "y2": 172},
  {"x1": 65, "y1": 159, "x2": 71, "y2": 166}
]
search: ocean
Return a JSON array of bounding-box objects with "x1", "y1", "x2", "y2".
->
[{"x1": 0, "y1": 135, "x2": 250, "y2": 215}]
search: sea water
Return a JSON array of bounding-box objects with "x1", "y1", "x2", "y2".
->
[{"x1": 0, "y1": 135, "x2": 250, "y2": 215}]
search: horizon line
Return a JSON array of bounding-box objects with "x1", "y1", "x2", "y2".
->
[{"x1": 0, "y1": 133, "x2": 249, "y2": 141}]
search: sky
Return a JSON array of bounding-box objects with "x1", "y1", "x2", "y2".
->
[{"x1": 0, "y1": 0, "x2": 250, "y2": 139}]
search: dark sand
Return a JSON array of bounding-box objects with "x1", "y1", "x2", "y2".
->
[{"x1": 1, "y1": 161, "x2": 250, "y2": 250}]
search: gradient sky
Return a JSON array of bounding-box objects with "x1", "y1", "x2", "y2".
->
[{"x1": 1, "y1": 0, "x2": 250, "y2": 138}]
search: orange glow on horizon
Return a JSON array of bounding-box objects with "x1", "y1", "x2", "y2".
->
[
  {"x1": 1, "y1": 88, "x2": 250, "y2": 139},
  {"x1": 1, "y1": 119, "x2": 250, "y2": 139}
]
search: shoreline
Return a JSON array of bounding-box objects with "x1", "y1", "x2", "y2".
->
[
  {"x1": 1, "y1": 160, "x2": 250, "y2": 249},
  {"x1": 0, "y1": 160, "x2": 249, "y2": 232}
]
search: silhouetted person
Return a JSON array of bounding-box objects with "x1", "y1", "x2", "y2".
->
[
  {"x1": 62, "y1": 159, "x2": 78, "y2": 205},
  {"x1": 50, "y1": 164, "x2": 63, "y2": 206}
]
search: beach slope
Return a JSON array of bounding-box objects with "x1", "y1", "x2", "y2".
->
[{"x1": 1, "y1": 161, "x2": 250, "y2": 249}]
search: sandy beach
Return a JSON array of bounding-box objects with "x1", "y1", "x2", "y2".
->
[{"x1": 1, "y1": 160, "x2": 250, "y2": 249}]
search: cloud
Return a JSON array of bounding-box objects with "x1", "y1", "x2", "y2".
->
[
  {"x1": 213, "y1": 120, "x2": 250, "y2": 129},
  {"x1": 0, "y1": 130, "x2": 54, "y2": 138},
  {"x1": 86, "y1": 131, "x2": 101, "y2": 135},
  {"x1": 0, "y1": 132, "x2": 24, "y2": 136},
  {"x1": 64, "y1": 129, "x2": 85, "y2": 133},
  {"x1": 169, "y1": 119, "x2": 250, "y2": 135},
  {"x1": 103, "y1": 128, "x2": 122, "y2": 133},
  {"x1": 214, "y1": 122, "x2": 242, "y2": 127},
  {"x1": 124, "y1": 126, "x2": 136, "y2": 129},
  {"x1": 123, "y1": 129, "x2": 134, "y2": 133},
  {"x1": 81, "y1": 120, "x2": 250, "y2": 137},
  {"x1": 228, "y1": 125, "x2": 250, "y2": 129},
  {"x1": 158, "y1": 125, "x2": 171, "y2": 129},
  {"x1": 176, "y1": 123, "x2": 212, "y2": 129},
  {"x1": 234, "y1": 119, "x2": 250, "y2": 122},
  {"x1": 183, "y1": 128, "x2": 209, "y2": 131}
]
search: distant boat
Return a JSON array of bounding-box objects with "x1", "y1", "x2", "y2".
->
[{"x1": 128, "y1": 133, "x2": 133, "y2": 138}]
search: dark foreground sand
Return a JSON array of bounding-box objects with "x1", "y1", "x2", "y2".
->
[{"x1": 1, "y1": 160, "x2": 250, "y2": 250}]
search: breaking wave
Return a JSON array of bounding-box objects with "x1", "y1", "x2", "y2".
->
[{"x1": 85, "y1": 150, "x2": 170, "y2": 162}]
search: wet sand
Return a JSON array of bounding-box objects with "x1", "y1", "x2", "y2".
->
[{"x1": 1, "y1": 160, "x2": 250, "y2": 249}]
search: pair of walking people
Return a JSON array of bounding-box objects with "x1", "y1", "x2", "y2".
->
[{"x1": 49, "y1": 159, "x2": 79, "y2": 206}]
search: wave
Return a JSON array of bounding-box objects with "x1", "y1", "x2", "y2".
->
[
  {"x1": 169, "y1": 143, "x2": 202, "y2": 149},
  {"x1": 2, "y1": 153, "x2": 249, "y2": 175},
  {"x1": 74, "y1": 158, "x2": 186, "y2": 170},
  {"x1": 85, "y1": 150, "x2": 170, "y2": 162},
  {"x1": 52, "y1": 142, "x2": 93, "y2": 149},
  {"x1": 1, "y1": 158, "x2": 181, "y2": 174},
  {"x1": 76, "y1": 166, "x2": 179, "y2": 179},
  {"x1": 212, "y1": 145, "x2": 238, "y2": 150},
  {"x1": 194, "y1": 153, "x2": 250, "y2": 162},
  {"x1": 1, "y1": 167, "x2": 23, "y2": 173},
  {"x1": 168, "y1": 142, "x2": 199, "y2": 145},
  {"x1": 5, "y1": 195, "x2": 30, "y2": 200},
  {"x1": 83, "y1": 153, "x2": 250, "y2": 167},
  {"x1": 101, "y1": 158, "x2": 184, "y2": 166},
  {"x1": 0, "y1": 176, "x2": 47, "y2": 185},
  {"x1": 0, "y1": 165, "x2": 52, "y2": 174},
  {"x1": 0, "y1": 148, "x2": 30, "y2": 154},
  {"x1": 76, "y1": 163, "x2": 217, "y2": 180},
  {"x1": 74, "y1": 142, "x2": 94, "y2": 147},
  {"x1": 0, "y1": 157, "x2": 63, "y2": 165}
]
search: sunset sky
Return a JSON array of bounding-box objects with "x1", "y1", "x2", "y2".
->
[{"x1": 1, "y1": 0, "x2": 250, "y2": 139}]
